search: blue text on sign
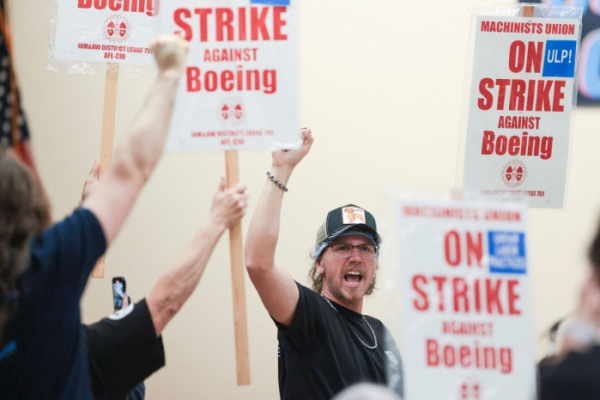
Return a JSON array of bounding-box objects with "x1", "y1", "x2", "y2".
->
[
  {"x1": 543, "y1": 40, "x2": 578, "y2": 78},
  {"x1": 488, "y1": 231, "x2": 527, "y2": 274}
]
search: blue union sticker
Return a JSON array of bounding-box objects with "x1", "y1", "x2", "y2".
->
[
  {"x1": 488, "y1": 231, "x2": 527, "y2": 274},
  {"x1": 542, "y1": 40, "x2": 577, "y2": 78}
]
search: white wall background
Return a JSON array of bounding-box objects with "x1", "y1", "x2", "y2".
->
[{"x1": 10, "y1": 0, "x2": 600, "y2": 398}]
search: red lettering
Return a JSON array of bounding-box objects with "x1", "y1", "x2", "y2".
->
[
  {"x1": 195, "y1": 9, "x2": 213, "y2": 42},
  {"x1": 174, "y1": 8, "x2": 193, "y2": 41},
  {"x1": 526, "y1": 42, "x2": 543, "y2": 73},
  {"x1": 509, "y1": 79, "x2": 526, "y2": 111},
  {"x1": 273, "y1": 6, "x2": 288, "y2": 40},
  {"x1": 251, "y1": 7, "x2": 270, "y2": 40},
  {"x1": 186, "y1": 67, "x2": 201, "y2": 92},
  {"x1": 453, "y1": 278, "x2": 469, "y2": 313},
  {"x1": 433, "y1": 276, "x2": 447, "y2": 312},
  {"x1": 109, "y1": 0, "x2": 122, "y2": 11},
  {"x1": 481, "y1": 131, "x2": 495, "y2": 155},
  {"x1": 496, "y1": 79, "x2": 511, "y2": 111},
  {"x1": 478, "y1": 78, "x2": 494, "y2": 110},
  {"x1": 466, "y1": 232, "x2": 483, "y2": 267},
  {"x1": 427, "y1": 340, "x2": 439, "y2": 366},
  {"x1": 486, "y1": 279, "x2": 504, "y2": 314},
  {"x1": 536, "y1": 80, "x2": 553, "y2": 112},
  {"x1": 444, "y1": 231, "x2": 461, "y2": 266},
  {"x1": 509, "y1": 41, "x2": 526, "y2": 73},
  {"x1": 216, "y1": 8, "x2": 234, "y2": 41},
  {"x1": 553, "y1": 80, "x2": 565, "y2": 112},
  {"x1": 238, "y1": 8, "x2": 247, "y2": 41},
  {"x1": 413, "y1": 275, "x2": 429, "y2": 311},
  {"x1": 508, "y1": 280, "x2": 521, "y2": 315},
  {"x1": 221, "y1": 70, "x2": 234, "y2": 91}
]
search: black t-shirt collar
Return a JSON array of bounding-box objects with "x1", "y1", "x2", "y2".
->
[{"x1": 321, "y1": 296, "x2": 364, "y2": 322}]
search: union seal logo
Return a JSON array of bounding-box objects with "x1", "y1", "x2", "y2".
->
[
  {"x1": 501, "y1": 160, "x2": 527, "y2": 188},
  {"x1": 217, "y1": 98, "x2": 245, "y2": 126},
  {"x1": 103, "y1": 15, "x2": 131, "y2": 43}
]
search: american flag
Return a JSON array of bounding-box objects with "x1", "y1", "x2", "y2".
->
[{"x1": 0, "y1": 0, "x2": 40, "y2": 178}]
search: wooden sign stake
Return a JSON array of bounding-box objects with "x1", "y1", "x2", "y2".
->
[
  {"x1": 225, "y1": 150, "x2": 251, "y2": 386},
  {"x1": 91, "y1": 62, "x2": 120, "y2": 279},
  {"x1": 523, "y1": 5, "x2": 534, "y2": 18}
]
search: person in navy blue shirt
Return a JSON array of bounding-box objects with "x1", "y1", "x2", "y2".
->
[{"x1": 0, "y1": 36, "x2": 190, "y2": 399}]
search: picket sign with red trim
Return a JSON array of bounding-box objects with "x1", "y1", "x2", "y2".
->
[
  {"x1": 54, "y1": 0, "x2": 159, "y2": 66},
  {"x1": 462, "y1": 14, "x2": 581, "y2": 209},
  {"x1": 396, "y1": 198, "x2": 536, "y2": 399},
  {"x1": 161, "y1": 0, "x2": 300, "y2": 152}
]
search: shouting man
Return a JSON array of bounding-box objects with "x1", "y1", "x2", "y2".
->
[{"x1": 245, "y1": 129, "x2": 403, "y2": 400}]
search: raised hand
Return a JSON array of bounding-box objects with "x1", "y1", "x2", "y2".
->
[
  {"x1": 151, "y1": 35, "x2": 189, "y2": 74},
  {"x1": 271, "y1": 128, "x2": 314, "y2": 173},
  {"x1": 210, "y1": 177, "x2": 248, "y2": 229}
]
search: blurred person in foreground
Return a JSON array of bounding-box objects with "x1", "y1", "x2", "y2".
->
[
  {"x1": 245, "y1": 130, "x2": 403, "y2": 400},
  {"x1": 540, "y1": 221, "x2": 600, "y2": 400},
  {"x1": 0, "y1": 35, "x2": 237, "y2": 399},
  {"x1": 79, "y1": 160, "x2": 248, "y2": 400},
  {"x1": 332, "y1": 383, "x2": 401, "y2": 400}
]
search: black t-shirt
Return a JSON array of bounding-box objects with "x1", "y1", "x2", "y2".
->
[
  {"x1": 540, "y1": 345, "x2": 600, "y2": 400},
  {"x1": 274, "y1": 282, "x2": 404, "y2": 400},
  {"x1": 0, "y1": 208, "x2": 106, "y2": 399},
  {"x1": 85, "y1": 298, "x2": 165, "y2": 400}
]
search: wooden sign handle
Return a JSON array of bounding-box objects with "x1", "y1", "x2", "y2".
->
[
  {"x1": 91, "y1": 63, "x2": 120, "y2": 279},
  {"x1": 522, "y1": 5, "x2": 534, "y2": 18},
  {"x1": 225, "y1": 150, "x2": 251, "y2": 386}
]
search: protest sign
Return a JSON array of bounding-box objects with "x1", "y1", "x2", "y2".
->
[
  {"x1": 160, "y1": 0, "x2": 300, "y2": 152},
  {"x1": 53, "y1": 0, "x2": 159, "y2": 66},
  {"x1": 51, "y1": 0, "x2": 162, "y2": 277},
  {"x1": 462, "y1": 6, "x2": 581, "y2": 209},
  {"x1": 393, "y1": 198, "x2": 535, "y2": 399}
]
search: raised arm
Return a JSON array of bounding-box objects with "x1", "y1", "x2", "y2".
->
[
  {"x1": 146, "y1": 177, "x2": 248, "y2": 336},
  {"x1": 81, "y1": 36, "x2": 188, "y2": 245},
  {"x1": 245, "y1": 129, "x2": 314, "y2": 326}
]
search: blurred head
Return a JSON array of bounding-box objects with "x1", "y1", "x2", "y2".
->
[
  {"x1": 0, "y1": 151, "x2": 50, "y2": 336},
  {"x1": 332, "y1": 383, "x2": 401, "y2": 400},
  {"x1": 308, "y1": 205, "x2": 381, "y2": 300}
]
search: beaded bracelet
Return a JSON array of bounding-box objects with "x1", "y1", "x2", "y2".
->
[{"x1": 267, "y1": 172, "x2": 289, "y2": 192}]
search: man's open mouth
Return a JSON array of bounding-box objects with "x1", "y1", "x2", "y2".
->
[{"x1": 344, "y1": 271, "x2": 363, "y2": 284}]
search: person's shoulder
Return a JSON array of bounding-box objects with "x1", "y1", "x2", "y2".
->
[
  {"x1": 31, "y1": 208, "x2": 103, "y2": 247},
  {"x1": 295, "y1": 281, "x2": 324, "y2": 304},
  {"x1": 27, "y1": 208, "x2": 106, "y2": 281},
  {"x1": 364, "y1": 313, "x2": 388, "y2": 333}
]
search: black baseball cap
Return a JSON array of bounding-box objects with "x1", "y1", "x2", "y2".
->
[{"x1": 315, "y1": 204, "x2": 382, "y2": 246}]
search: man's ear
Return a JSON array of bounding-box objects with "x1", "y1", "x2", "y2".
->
[{"x1": 316, "y1": 259, "x2": 324, "y2": 275}]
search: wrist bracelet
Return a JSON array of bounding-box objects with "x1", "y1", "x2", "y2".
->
[{"x1": 267, "y1": 172, "x2": 289, "y2": 192}]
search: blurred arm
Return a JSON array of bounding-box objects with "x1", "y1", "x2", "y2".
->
[{"x1": 81, "y1": 36, "x2": 188, "y2": 245}]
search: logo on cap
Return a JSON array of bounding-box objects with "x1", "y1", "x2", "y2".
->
[{"x1": 342, "y1": 207, "x2": 366, "y2": 225}]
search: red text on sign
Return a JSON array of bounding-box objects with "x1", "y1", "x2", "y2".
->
[
  {"x1": 412, "y1": 275, "x2": 522, "y2": 315},
  {"x1": 426, "y1": 339, "x2": 513, "y2": 374},
  {"x1": 481, "y1": 131, "x2": 553, "y2": 160},
  {"x1": 478, "y1": 78, "x2": 566, "y2": 112},
  {"x1": 186, "y1": 66, "x2": 277, "y2": 94},
  {"x1": 174, "y1": 7, "x2": 288, "y2": 42},
  {"x1": 78, "y1": 0, "x2": 157, "y2": 17}
]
